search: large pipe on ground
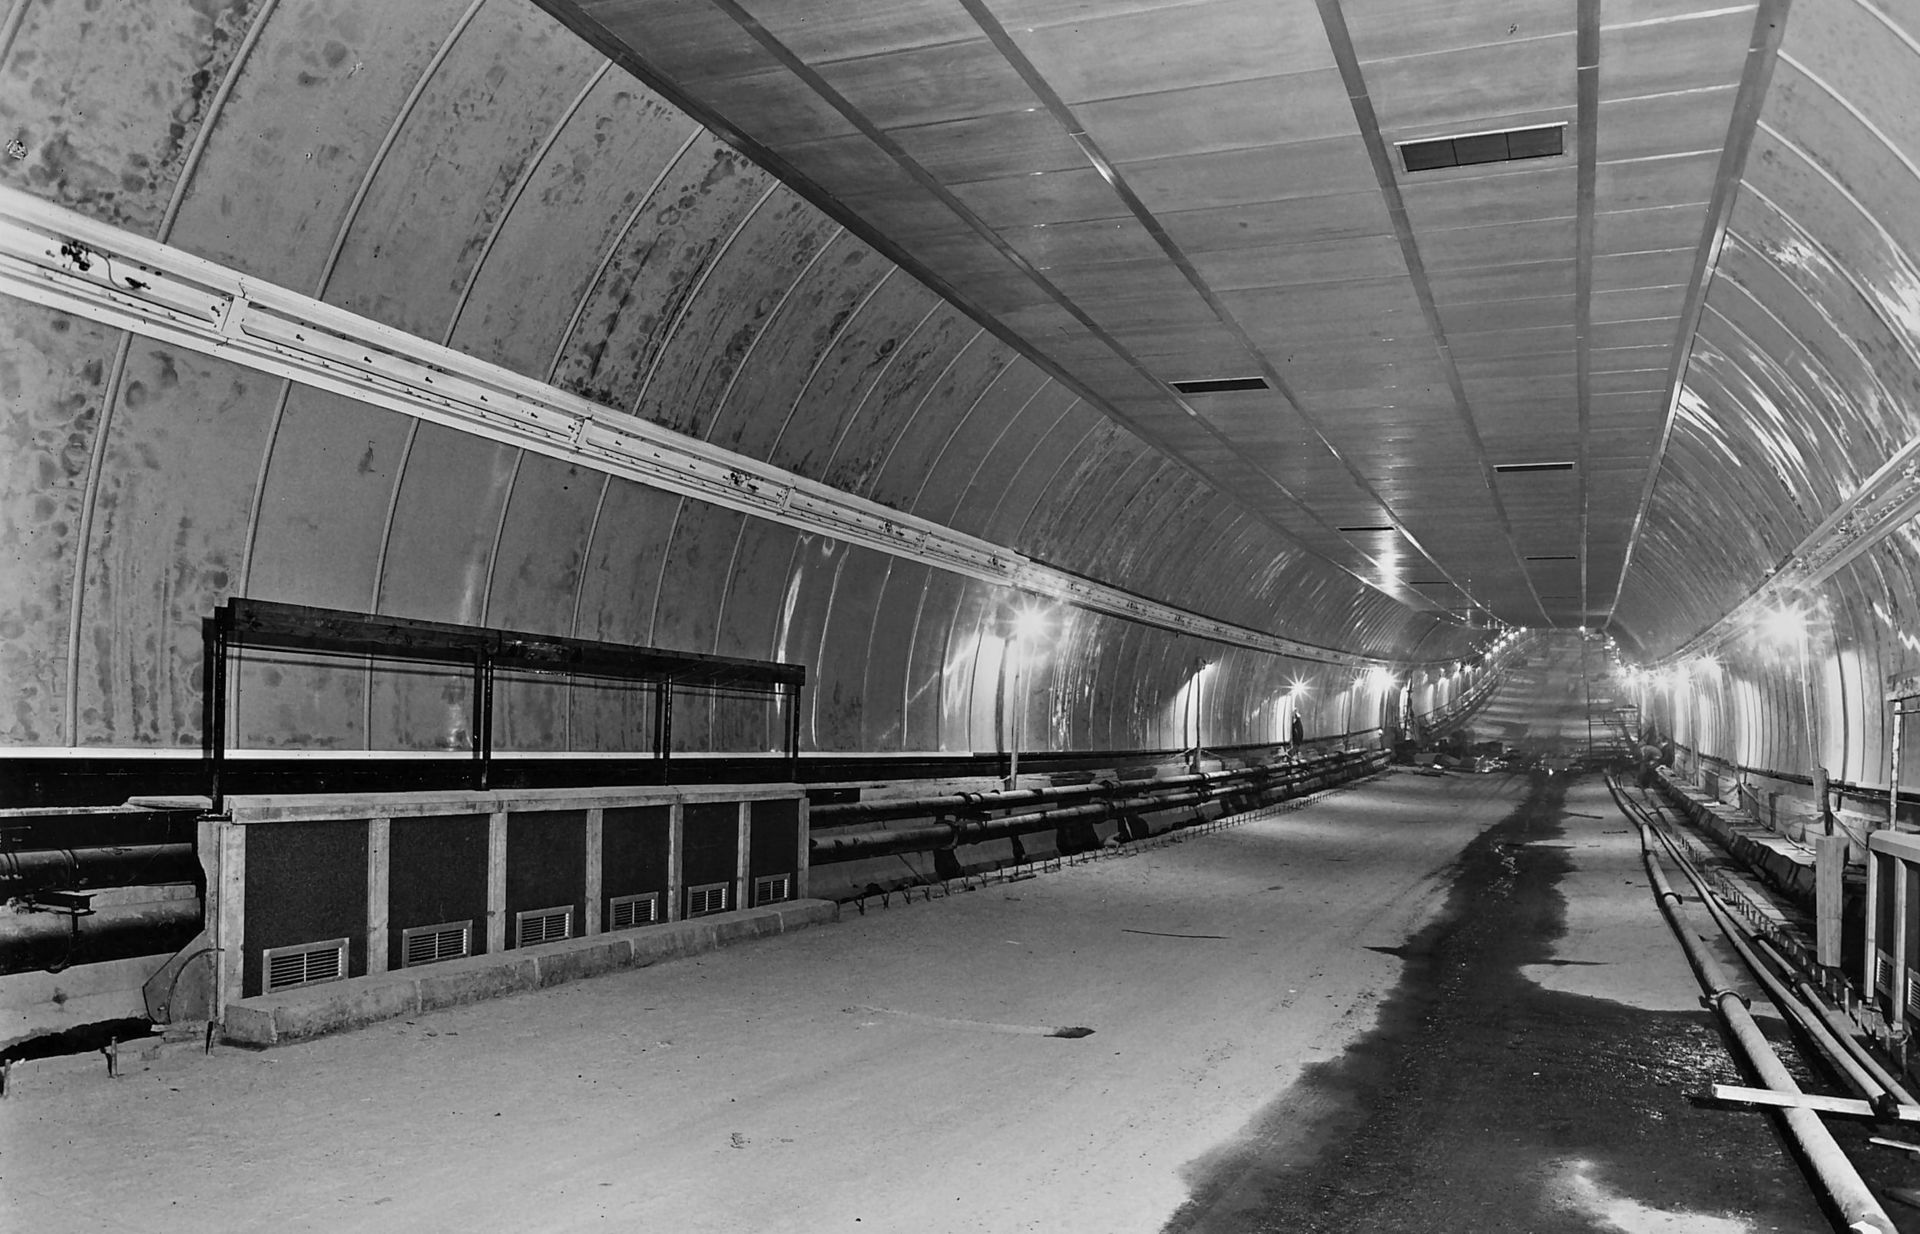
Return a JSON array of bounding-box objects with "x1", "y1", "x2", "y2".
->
[
  {"x1": 0, "y1": 898, "x2": 202, "y2": 974},
  {"x1": 0, "y1": 844, "x2": 199, "y2": 895},
  {"x1": 1631, "y1": 810, "x2": 1894, "y2": 1232}
]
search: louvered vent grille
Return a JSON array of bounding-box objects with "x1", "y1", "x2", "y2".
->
[
  {"x1": 687, "y1": 882, "x2": 730, "y2": 917},
  {"x1": 515, "y1": 905, "x2": 573, "y2": 948},
  {"x1": 1908, "y1": 969, "x2": 1920, "y2": 1017},
  {"x1": 753, "y1": 873, "x2": 793, "y2": 906},
  {"x1": 263, "y1": 938, "x2": 348, "y2": 992},
  {"x1": 608, "y1": 892, "x2": 660, "y2": 930},
  {"x1": 1168, "y1": 376, "x2": 1268, "y2": 394},
  {"x1": 1399, "y1": 124, "x2": 1564, "y2": 172},
  {"x1": 1877, "y1": 951, "x2": 1894, "y2": 992},
  {"x1": 401, "y1": 921, "x2": 471, "y2": 968}
]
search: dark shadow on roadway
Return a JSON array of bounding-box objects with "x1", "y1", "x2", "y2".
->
[{"x1": 1162, "y1": 772, "x2": 1852, "y2": 1232}]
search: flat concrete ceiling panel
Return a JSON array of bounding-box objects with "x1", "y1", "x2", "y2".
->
[
  {"x1": 1074, "y1": 71, "x2": 1357, "y2": 164},
  {"x1": 1158, "y1": 193, "x2": 1397, "y2": 252},
  {"x1": 1363, "y1": 36, "x2": 1576, "y2": 133},
  {"x1": 1119, "y1": 136, "x2": 1382, "y2": 212},
  {"x1": 812, "y1": 40, "x2": 1038, "y2": 129},
  {"x1": 1008, "y1": 0, "x2": 1334, "y2": 102}
]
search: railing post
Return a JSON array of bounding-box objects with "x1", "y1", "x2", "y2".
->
[
  {"x1": 657, "y1": 678, "x2": 673, "y2": 783},
  {"x1": 205, "y1": 609, "x2": 230, "y2": 813}
]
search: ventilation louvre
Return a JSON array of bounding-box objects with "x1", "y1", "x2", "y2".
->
[
  {"x1": 263, "y1": 938, "x2": 348, "y2": 991},
  {"x1": 753, "y1": 873, "x2": 793, "y2": 906},
  {"x1": 1168, "y1": 376, "x2": 1268, "y2": 394},
  {"x1": 1338, "y1": 524, "x2": 1394, "y2": 533},
  {"x1": 1493, "y1": 461, "x2": 1576, "y2": 474},
  {"x1": 401, "y1": 920, "x2": 471, "y2": 968},
  {"x1": 1400, "y1": 124, "x2": 1565, "y2": 173},
  {"x1": 608, "y1": 892, "x2": 660, "y2": 931},
  {"x1": 1525, "y1": 555, "x2": 1578, "y2": 561},
  {"x1": 687, "y1": 882, "x2": 731, "y2": 917},
  {"x1": 515, "y1": 905, "x2": 573, "y2": 948}
]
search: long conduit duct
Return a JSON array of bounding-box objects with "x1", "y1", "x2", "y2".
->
[
  {"x1": 1608, "y1": 777, "x2": 1918, "y2": 1106},
  {"x1": 1623, "y1": 790, "x2": 1894, "y2": 1232},
  {"x1": 811, "y1": 752, "x2": 1381, "y2": 865}
]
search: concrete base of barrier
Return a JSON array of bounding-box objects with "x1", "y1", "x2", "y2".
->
[
  {"x1": 222, "y1": 899, "x2": 838, "y2": 1046},
  {"x1": 1656, "y1": 775, "x2": 1817, "y2": 906}
]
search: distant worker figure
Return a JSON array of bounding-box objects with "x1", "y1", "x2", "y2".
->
[{"x1": 1290, "y1": 712, "x2": 1305, "y2": 750}]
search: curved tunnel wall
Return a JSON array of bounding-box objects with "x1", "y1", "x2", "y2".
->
[
  {"x1": 1609, "y1": 0, "x2": 1920, "y2": 802},
  {"x1": 0, "y1": 0, "x2": 1455, "y2": 765}
]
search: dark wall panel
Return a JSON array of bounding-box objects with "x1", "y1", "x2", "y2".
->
[
  {"x1": 505, "y1": 809, "x2": 587, "y2": 945},
  {"x1": 388, "y1": 813, "x2": 490, "y2": 969},
  {"x1": 243, "y1": 819, "x2": 368, "y2": 998},
  {"x1": 601, "y1": 804, "x2": 671, "y2": 909},
  {"x1": 682, "y1": 801, "x2": 739, "y2": 912}
]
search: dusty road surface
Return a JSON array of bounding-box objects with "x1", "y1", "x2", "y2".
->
[{"x1": 2, "y1": 649, "x2": 1857, "y2": 1232}]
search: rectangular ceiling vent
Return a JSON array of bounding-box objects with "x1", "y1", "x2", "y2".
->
[
  {"x1": 1399, "y1": 124, "x2": 1565, "y2": 173},
  {"x1": 1494, "y1": 461, "x2": 1576, "y2": 474},
  {"x1": 1169, "y1": 376, "x2": 1269, "y2": 394},
  {"x1": 1525, "y1": 555, "x2": 1578, "y2": 561},
  {"x1": 1338, "y1": 524, "x2": 1395, "y2": 533}
]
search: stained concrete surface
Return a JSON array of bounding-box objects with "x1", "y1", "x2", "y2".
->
[
  {"x1": 1165, "y1": 774, "x2": 1832, "y2": 1233},
  {"x1": 2, "y1": 764, "x2": 1885, "y2": 1233},
  {"x1": 3, "y1": 773, "x2": 1519, "y2": 1232}
]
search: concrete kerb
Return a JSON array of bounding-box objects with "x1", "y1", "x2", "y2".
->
[{"x1": 222, "y1": 899, "x2": 838, "y2": 1046}]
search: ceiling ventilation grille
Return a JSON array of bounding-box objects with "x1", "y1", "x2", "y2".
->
[
  {"x1": 264, "y1": 938, "x2": 348, "y2": 991},
  {"x1": 1525, "y1": 555, "x2": 1578, "y2": 561},
  {"x1": 1338, "y1": 524, "x2": 1394, "y2": 532},
  {"x1": 1399, "y1": 124, "x2": 1565, "y2": 173},
  {"x1": 1494, "y1": 461, "x2": 1576, "y2": 474},
  {"x1": 1169, "y1": 376, "x2": 1269, "y2": 394},
  {"x1": 401, "y1": 921, "x2": 471, "y2": 967},
  {"x1": 515, "y1": 905, "x2": 573, "y2": 948},
  {"x1": 608, "y1": 892, "x2": 660, "y2": 931}
]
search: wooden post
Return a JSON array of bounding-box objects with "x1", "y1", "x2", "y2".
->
[
  {"x1": 667, "y1": 801, "x2": 684, "y2": 921},
  {"x1": 486, "y1": 810, "x2": 507, "y2": 953},
  {"x1": 1866, "y1": 842, "x2": 1883, "y2": 1003},
  {"x1": 216, "y1": 821, "x2": 246, "y2": 1015},
  {"x1": 366, "y1": 817, "x2": 390, "y2": 975},
  {"x1": 1895, "y1": 859, "x2": 1910, "y2": 1035},
  {"x1": 584, "y1": 808, "x2": 603, "y2": 935},
  {"x1": 1816, "y1": 833, "x2": 1845, "y2": 969},
  {"x1": 736, "y1": 802, "x2": 751, "y2": 910},
  {"x1": 796, "y1": 793, "x2": 810, "y2": 901}
]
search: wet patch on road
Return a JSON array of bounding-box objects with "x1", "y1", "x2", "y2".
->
[{"x1": 1162, "y1": 774, "x2": 1831, "y2": 1233}]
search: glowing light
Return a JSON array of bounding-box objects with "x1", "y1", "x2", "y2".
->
[
  {"x1": 1760, "y1": 605, "x2": 1807, "y2": 646},
  {"x1": 1011, "y1": 604, "x2": 1051, "y2": 644},
  {"x1": 1288, "y1": 678, "x2": 1309, "y2": 697},
  {"x1": 1366, "y1": 665, "x2": 1398, "y2": 691}
]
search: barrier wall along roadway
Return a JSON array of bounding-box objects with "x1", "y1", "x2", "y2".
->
[
  {"x1": 1865, "y1": 828, "x2": 1920, "y2": 1036},
  {"x1": 208, "y1": 784, "x2": 807, "y2": 1021}
]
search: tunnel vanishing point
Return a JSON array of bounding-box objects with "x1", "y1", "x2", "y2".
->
[{"x1": 6, "y1": 0, "x2": 1920, "y2": 1227}]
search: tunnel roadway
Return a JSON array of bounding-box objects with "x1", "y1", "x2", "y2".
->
[{"x1": 2, "y1": 758, "x2": 1858, "y2": 1233}]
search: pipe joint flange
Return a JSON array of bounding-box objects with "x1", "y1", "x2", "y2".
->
[{"x1": 1704, "y1": 987, "x2": 1752, "y2": 1011}]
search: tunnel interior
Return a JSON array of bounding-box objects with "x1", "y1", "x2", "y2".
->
[{"x1": 5, "y1": 7, "x2": 1920, "y2": 1208}]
